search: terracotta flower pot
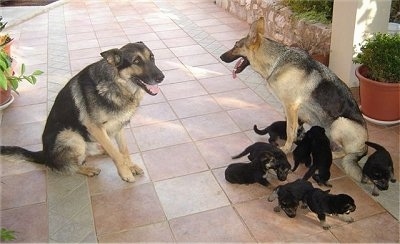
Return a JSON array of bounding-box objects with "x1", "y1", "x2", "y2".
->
[
  {"x1": 0, "y1": 87, "x2": 12, "y2": 106},
  {"x1": 355, "y1": 65, "x2": 400, "y2": 122}
]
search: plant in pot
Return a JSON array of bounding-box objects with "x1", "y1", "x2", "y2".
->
[
  {"x1": 0, "y1": 17, "x2": 43, "y2": 108},
  {"x1": 353, "y1": 32, "x2": 400, "y2": 123}
]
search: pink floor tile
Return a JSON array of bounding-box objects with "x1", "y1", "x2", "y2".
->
[
  {"x1": 170, "y1": 206, "x2": 255, "y2": 242},
  {"x1": 98, "y1": 222, "x2": 174, "y2": 243},
  {"x1": 1, "y1": 169, "x2": 47, "y2": 210},
  {"x1": 91, "y1": 183, "x2": 165, "y2": 236}
]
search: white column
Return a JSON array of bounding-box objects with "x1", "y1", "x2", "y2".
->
[{"x1": 329, "y1": 0, "x2": 392, "y2": 87}]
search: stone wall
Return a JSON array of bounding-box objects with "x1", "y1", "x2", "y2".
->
[{"x1": 215, "y1": 0, "x2": 331, "y2": 56}]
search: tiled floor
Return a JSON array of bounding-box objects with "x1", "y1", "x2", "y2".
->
[{"x1": 1, "y1": 0, "x2": 399, "y2": 243}]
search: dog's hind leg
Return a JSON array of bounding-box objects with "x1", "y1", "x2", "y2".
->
[
  {"x1": 331, "y1": 118, "x2": 367, "y2": 182},
  {"x1": 51, "y1": 129, "x2": 100, "y2": 176},
  {"x1": 115, "y1": 130, "x2": 144, "y2": 175}
]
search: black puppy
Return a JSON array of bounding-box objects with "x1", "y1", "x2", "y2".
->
[
  {"x1": 225, "y1": 161, "x2": 268, "y2": 186},
  {"x1": 268, "y1": 179, "x2": 314, "y2": 218},
  {"x1": 304, "y1": 188, "x2": 356, "y2": 230},
  {"x1": 362, "y1": 141, "x2": 396, "y2": 196},
  {"x1": 253, "y1": 120, "x2": 305, "y2": 146},
  {"x1": 230, "y1": 142, "x2": 291, "y2": 183},
  {"x1": 293, "y1": 126, "x2": 333, "y2": 187}
]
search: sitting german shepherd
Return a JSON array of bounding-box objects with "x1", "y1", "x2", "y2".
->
[
  {"x1": 0, "y1": 42, "x2": 164, "y2": 183},
  {"x1": 220, "y1": 18, "x2": 368, "y2": 182}
]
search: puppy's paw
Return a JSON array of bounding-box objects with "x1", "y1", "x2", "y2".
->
[
  {"x1": 339, "y1": 214, "x2": 354, "y2": 223},
  {"x1": 273, "y1": 206, "x2": 281, "y2": 212},
  {"x1": 390, "y1": 178, "x2": 396, "y2": 183},
  {"x1": 322, "y1": 224, "x2": 331, "y2": 230}
]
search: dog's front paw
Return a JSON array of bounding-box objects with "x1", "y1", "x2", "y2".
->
[
  {"x1": 130, "y1": 164, "x2": 144, "y2": 175},
  {"x1": 118, "y1": 165, "x2": 136, "y2": 183}
]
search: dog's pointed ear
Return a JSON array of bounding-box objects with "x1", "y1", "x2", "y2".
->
[
  {"x1": 248, "y1": 17, "x2": 265, "y2": 46},
  {"x1": 101, "y1": 48, "x2": 122, "y2": 66}
]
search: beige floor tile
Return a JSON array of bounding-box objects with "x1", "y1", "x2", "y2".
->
[
  {"x1": 154, "y1": 171, "x2": 229, "y2": 219},
  {"x1": 169, "y1": 95, "x2": 222, "y2": 119},
  {"x1": 143, "y1": 142, "x2": 208, "y2": 181}
]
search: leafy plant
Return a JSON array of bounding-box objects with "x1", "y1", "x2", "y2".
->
[
  {"x1": 0, "y1": 17, "x2": 43, "y2": 92},
  {"x1": 281, "y1": 0, "x2": 333, "y2": 24},
  {"x1": 1, "y1": 228, "x2": 16, "y2": 241},
  {"x1": 0, "y1": 49, "x2": 43, "y2": 92},
  {"x1": 354, "y1": 33, "x2": 400, "y2": 83}
]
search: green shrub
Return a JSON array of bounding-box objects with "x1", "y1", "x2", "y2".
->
[
  {"x1": 354, "y1": 33, "x2": 400, "y2": 83},
  {"x1": 282, "y1": 0, "x2": 333, "y2": 24}
]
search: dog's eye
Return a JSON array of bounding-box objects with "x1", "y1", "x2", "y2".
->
[{"x1": 133, "y1": 58, "x2": 141, "y2": 65}]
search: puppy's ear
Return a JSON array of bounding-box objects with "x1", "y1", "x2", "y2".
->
[
  {"x1": 101, "y1": 48, "x2": 122, "y2": 66},
  {"x1": 247, "y1": 17, "x2": 265, "y2": 47},
  {"x1": 263, "y1": 152, "x2": 276, "y2": 168}
]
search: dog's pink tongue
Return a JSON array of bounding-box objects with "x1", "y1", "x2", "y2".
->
[
  {"x1": 146, "y1": 84, "x2": 159, "y2": 95},
  {"x1": 232, "y1": 58, "x2": 244, "y2": 79}
]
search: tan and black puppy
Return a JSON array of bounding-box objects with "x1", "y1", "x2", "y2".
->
[
  {"x1": 231, "y1": 142, "x2": 291, "y2": 182},
  {"x1": 304, "y1": 188, "x2": 356, "y2": 229},
  {"x1": 268, "y1": 179, "x2": 314, "y2": 218},
  {"x1": 362, "y1": 141, "x2": 396, "y2": 196}
]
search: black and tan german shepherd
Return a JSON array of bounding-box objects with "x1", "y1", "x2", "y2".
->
[
  {"x1": 1, "y1": 42, "x2": 164, "y2": 183},
  {"x1": 220, "y1": 17, "x2": 368, "y2": 182}
]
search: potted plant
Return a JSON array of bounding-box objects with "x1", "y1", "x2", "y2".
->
[
  {"x1": 0, "y1": 17, "x2": 43, "y2": 108},
  {"x1": 353, "y1": 32, "x2": 400, "y2": 123}
]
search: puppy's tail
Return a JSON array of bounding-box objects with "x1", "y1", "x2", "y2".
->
[
  {"x1": 231, "y1": 149, "x2": 249, "y2": 159},
  {"x1": 253, "y1": 124, "x2": 269, "y2": 135},
  {"x1": 365, "y1": 141, "x2": 386, "y2": 152},
  {"x1": 0, "y1": 146, "x2": 45, "y2": 164}
]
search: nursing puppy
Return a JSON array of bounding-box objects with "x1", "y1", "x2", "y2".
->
[
  {"x1": 292, "y1": 126, "x2": 333, "y2": 187},
  {"x1": 268, "y1": 179, "x2": 314, "y2": 218},
  {"x1": 304, "y1": 188, "x2": 356, "y2": 229},
  {"x1": 362, "y1": 141, "x2": 396, "y2": 196},
  {"x1": 231, "y1": 142, "x2": 291, "y2": 182},
  {"x1": 253, "y1": 120, "x2": 305, "y2": 146}
]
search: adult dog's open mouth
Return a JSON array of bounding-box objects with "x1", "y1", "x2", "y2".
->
[
  {"x1": 232, "y1": 57, "x2": 250, "y2": 79},
  {"x1": 135, "y1": 78, "x2": 160, "y2": 96}
]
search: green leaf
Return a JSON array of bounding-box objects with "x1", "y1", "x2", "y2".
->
[
  {"x1": 0, "y1": 72, "x2": 8, "y2": 90},
  {"x1": 1, "y1": 228, "x2": 16, "y2": 241},
  {"x1": 21, "y1": 63, "x2": 25, "y2": 75},
  {"x1": 32, "y1": 70, "x2": 44, "y2": 76}
]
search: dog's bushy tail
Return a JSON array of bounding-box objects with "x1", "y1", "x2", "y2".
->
[
  {"x1": 253, "y1": 124, "x2": 269, "y2": 135},
  {"x1": 365, "y1": 141, "x2": 386, "y2": 152},
  {"x1": 0, "y1": 146, "x2": 45, "y2": 164}
]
